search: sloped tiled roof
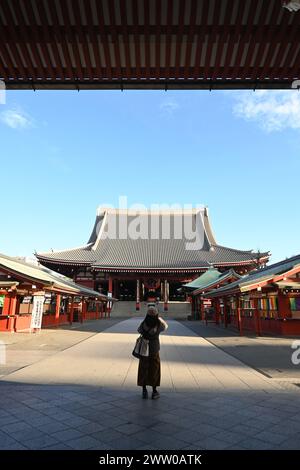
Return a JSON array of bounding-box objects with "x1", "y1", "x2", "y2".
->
[
  {"x1": 205, "y1": 255, "x2": 300, "y2": 297},
  {"x1": 0, "y1": 253, "x2": 107, "y2": 299},
  {"x1": 183, "y1": 268, "x2": 223, "y2": 290},
  {"x1": 36, "y1": 208, "x2": 269, "y2": 271},
  {"x1": 188, "y1": 269, "x2": 242, "y2": 296}
]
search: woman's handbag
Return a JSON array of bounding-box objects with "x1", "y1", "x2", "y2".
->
[{"x1": 132, "y1": 335, "x2": 149, "y2": 359}]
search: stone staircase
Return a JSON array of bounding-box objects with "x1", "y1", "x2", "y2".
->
[{"x1": 111, "y1": 301, "x2": 191, "y2": 320}]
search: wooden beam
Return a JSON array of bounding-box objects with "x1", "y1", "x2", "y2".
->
[
  {"x1": 250, "y1": 3, "x2": 275, "y2": 82},
  {"x1": 2, "y1": 76, "x2": 295, "y2": 90},
  {"x1": 279, "y1": 13, "x2": 300, "y2": 79},
  {"x1": 204, "y1": 0, "x2": 221, "y2": 80},
  {"x1": 165, "y1": 0, "x2": 173, "y2": 80},
  {"x1": 35, "y1": 0, "x2": 61, "y2": 80},
  {"x1": 144, "y1": 0, "x2": 151, "y2": 80},
  {"x1": 0, "y1": 43, "x2": 15, "y2": 80},
  {"x1": 155, "y1": 0, "x2": 162, "y2": 80},
  {"x1": 108, "y1": 0, "x2": 121, "y2": 79},
  {"x1": 259, "y1": 4, "x2": 290, "y2": 80},
  {"x1": 95, "y1": 0, "x2": 112, "y2": 80},
  {"x1": 72, "y1": 0, "x2": 93, "y2": 79},
  {"x1": 259, "y1": 0, "x2": 283, "y2": 80},
  {"x1": 60, "y1": 0, "x2": 84, "y2": 80},
  {"x1": 38, "y1": 1, "x2": 64, "y2": 79},
  {"x1": 0, "y1": 1, "x2": 30, "y2": 79},
  {"x1": 184, "y1": 0, "x2": 197, "y2": 80},
  {"x1": 16, "y1": 0, "x2": 45, "y2": 79},
  {"x1": 120, "y1": 0, "x2": 132, "y2": 79},
  {"x1": 8, "y1": 0, "x2": 37, "y2": 80},
  {"x1": 193, "y1": 0, "x2": 210, "y2": 79},
  {"x1": 46, "y1": 0, "x2": 68, "y2": 80},
  {"x1": 132, "y1": 0, "x2": 141, "y2": 78},
  {"x1": 222, "y1": 0, "x2": 245, "y2": 80},
  {"x1": 84, "y1": 0, "x2": 102, "y2": 79},
  {"x1": 174, "y1": 0, "x2": 185, "y2": 79},
  {"x1": 231, "y1": 0, "x2": 257, "y2": 80}
]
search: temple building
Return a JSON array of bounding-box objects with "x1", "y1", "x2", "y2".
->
[
  {"x1": 0, "y1": 253, "x2": 109, "y2": 333},
  {"x1": 36, "y1": 207, "x2": 269, "y2": 311},
  {"x1": 202, "y1": 255, "x2": 300, "y2": 336}
]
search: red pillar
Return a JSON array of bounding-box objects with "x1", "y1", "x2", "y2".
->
[
  {"x1": 8, "y1": 292, "x2": 18, "y2": 316},
  {"x1": 253, "y1": 297, "x2": 261, "y2": 336},
  {"x1": 215, "y1": 299, "x2": 221, "y2": 325},
  {"x1": 200, "y1": 298, "x2": 205, "y2": 321},
  {"x1": 136, "y1": 279, "x2": 140, "y2": 311},
  {"x1": 108, "y1": 276, "x2": 113, "y2": 296},
  {"x1": 55, "y1": 294, "x2": 61, "y2": 324},
  {"x1": 3, "y1": 293, "x2": 11, "y2": 315},
  {"x1": 84, "y1": 300, "x2": 88, "y2": 321},
  {"x1": 107, "y1": 277, "x2": 113, "y2": 315},
  {"x1": 16, "y1": 296, "x2": 21, "y2": 315},
  {"x1": 69, "y1": 296, "x2": 74, "y2": 325},
  {"x1": 237, "y1": 295, "x2": 243, "y2": 336},
  {"x1": 278, "y1": 291, "x2": 292, "y2": 319},
  {"x1": 164, "y1": 280, "x2": 169, "y2": 311},
  {"x1": 81, "y1": 298, "x2": 85, "y2": 323},
  {"x1": 223, "y1": 298, "x2": 228, "y2": 328}
]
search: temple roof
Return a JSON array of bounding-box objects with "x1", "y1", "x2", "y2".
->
[
  {"x1": 0, "y1": 253, "x2": 107, "y2": 299},
  {"x1": 191, "y1": 269, "x2": 242, "y2": 296},
  {"x1": 36, "y1": 208, "x2": 270, "y2": 272},
  {"x1": 183, "y1": 267, "x2": 223, "y2": 290},
  {"x1": 205, "y1": 254, "x2": 300, "y2": 297}
]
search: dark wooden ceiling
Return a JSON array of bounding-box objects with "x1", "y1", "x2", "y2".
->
[{"x1": 0, "y1": 0, "x2": 299, "y2": 90}]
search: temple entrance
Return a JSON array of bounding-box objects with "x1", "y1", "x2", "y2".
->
[
  {"x1": 143, "y1": 278, "x2": 161, "y2": 302},
  {"x1": 118, "y1": 280, "x2": 136, "y2": 301},
  {"x1": 169, "y1": 282, "x2": 186, "y2": 302}
]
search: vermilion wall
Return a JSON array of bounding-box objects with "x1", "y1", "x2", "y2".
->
[
  {"x1": 14, "y1": 315, "x2": 31, "y2": 332},
  {"x1": 231, "y1": 317, "x2": 300, "y2": 336},
  {"x1": 240, "y1": 317, "x2": 256, "y2": 332},
  {"x1": 0, "y1": 316, "x2": 14, "y2": 331},
  {"x1": 42, "y1": 314, "x2": 69, "y2": 327}
]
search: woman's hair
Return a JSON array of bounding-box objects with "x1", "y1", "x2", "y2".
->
[
  {"x1": 144, "y1": 306, "x2": 159, "y2": 328},
  {"x1": 145, "y1": 314, "x2": 160, "y2": 328},
  {"x1": 147, "y1": 306, "x2": 158, "y2": 316}
]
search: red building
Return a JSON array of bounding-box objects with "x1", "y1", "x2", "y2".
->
[
  {"x1": 36, "y1": 207, "x2": 269, "y2": 312},
  {"x1": 201, "y1": 255, "x2": 300, "y2": 336},
  {"x1": 0, "y1": 253, "x2": 109, "y2": 333}
]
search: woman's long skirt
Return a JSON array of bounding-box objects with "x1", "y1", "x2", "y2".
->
[{"x1": 137, "y1": 353, "x2": 161, "y2": 387}]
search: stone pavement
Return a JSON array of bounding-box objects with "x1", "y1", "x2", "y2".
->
[
  {"x1": 1, "y1": 318, "x2": 300, "y2": 450},
  {"x1": 182, "y1": 320, "x2": 300, "y2": 380},
  {"x1": 0, "y1": 318, "x2": 122, "y2": 376}
]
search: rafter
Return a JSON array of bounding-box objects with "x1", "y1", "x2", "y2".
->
[{"x1": 0, "y1": 0, "x2": 299, "y2": 89}]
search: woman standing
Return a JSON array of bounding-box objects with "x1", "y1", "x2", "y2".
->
[{"x1": 137, "y1": 306, "x2": 168, "y2": 399}]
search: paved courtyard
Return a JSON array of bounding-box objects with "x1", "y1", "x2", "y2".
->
[{"x1": 1, "y1": 318, "x2": 300, "y2": 450}]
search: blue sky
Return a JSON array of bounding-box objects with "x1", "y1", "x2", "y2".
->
[{"x1": 0, "y1": 88, "x2": 299, "y2": 263}]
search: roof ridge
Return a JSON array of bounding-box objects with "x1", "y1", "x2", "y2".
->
[
  {"x1": 37, "y1": 242, "x2": 93, "y2": 257},
  {"x1": 96, "y1": 207, "x2": 206, "y2": 215},
  {"x1": 213, "y1": 244, "x2": 269, "y2": 256}
]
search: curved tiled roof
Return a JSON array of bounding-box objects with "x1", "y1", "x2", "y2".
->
[
  {"x1": 205, "y1": 254, "x2": 300, "y2": 297},
  {"x1": 37, "y1": 208, "x2": 269, "y2": 271},
  {"x1": 0, "y1": 253, "x2": 107, "y2": 299},
  {"x1": 183, "y1": 268, "x2": 223, "y2": 290}
]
